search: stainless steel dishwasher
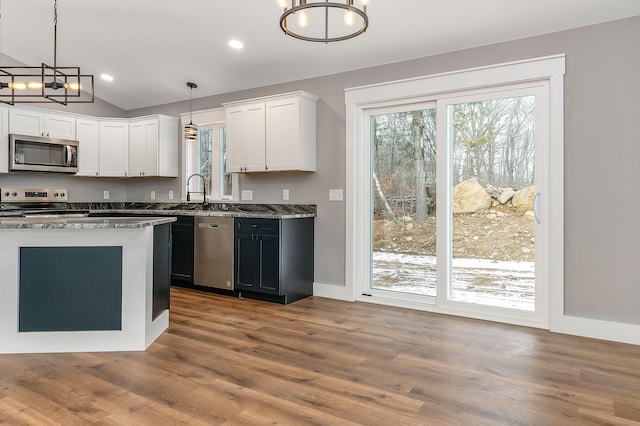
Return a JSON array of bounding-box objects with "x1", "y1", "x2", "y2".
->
[{"x1": 194, "y1": 217, "x2": 234, "y2": 290}]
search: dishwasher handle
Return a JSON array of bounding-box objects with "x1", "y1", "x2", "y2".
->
[{"x1": 197, "y1": 223, "x2": 229, "y2": 229}]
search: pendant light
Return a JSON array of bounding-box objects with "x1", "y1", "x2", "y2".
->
[
  {"x1": 0, "y1": 0, "x2": 94, "y2": 105},
  {"x1": 184, "y1": 82, "x2": 198, "y2": 142}
]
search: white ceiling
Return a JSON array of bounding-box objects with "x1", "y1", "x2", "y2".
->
[{"x1": 2, "y1": 0, "x2": 639, "y2": 111}]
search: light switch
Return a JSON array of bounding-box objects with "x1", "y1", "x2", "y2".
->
[
  {"x1": 168, "y1": 190, "x2": 174, "y2": 200},
  {"x1": 241, "y1": 190, "x2": 253, "y2": 201},
  {"x1": 283, "y1": 189, "x2": 290, "y2": 200},
  {"x1": 150, "y1": 191, "x2": 156, "y2": 200},
  {"x1": 329, "y1": 189, "x2": 343, "y2": 201},
  {"x1": 103, "y1": 190, "x2": 110, "y2": 200}
]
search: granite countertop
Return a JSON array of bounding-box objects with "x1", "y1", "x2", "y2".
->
[
  {"x1": 0, "y1": 216, "x2": 176, "y2": 230},
  {"x1": 78, "y1": 202, "x2": 317, "y2": 219}
]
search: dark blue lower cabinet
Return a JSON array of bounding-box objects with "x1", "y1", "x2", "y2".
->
[
  {"x1": 170, "y1": 215, "x2": 194, "y2": 287},
  {"x1": 153, "y1": 223, "x2": 172, "y2": 320},
  {"x1": 234, "y1": 217, "x2": 314, "y2": 304},
  {"x1": 19, "y1": 246, "x2": 123, "y2": 332}
]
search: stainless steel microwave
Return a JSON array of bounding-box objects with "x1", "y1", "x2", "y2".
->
[{"x1": 9, "y1": 134, "x2": 78, "y2": 174}]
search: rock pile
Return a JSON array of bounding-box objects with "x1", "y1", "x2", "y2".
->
[{"x1": 452, "y1": 178, "x2": 535, "y2": 214}]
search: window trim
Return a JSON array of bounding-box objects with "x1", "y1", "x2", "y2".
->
[{"x1": 180, "y1": 108, "x2": 238, "y2": 202}]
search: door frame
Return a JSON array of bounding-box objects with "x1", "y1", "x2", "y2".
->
[{"x1": 345, "y1": 55, "x2": 565, "y2": 329}]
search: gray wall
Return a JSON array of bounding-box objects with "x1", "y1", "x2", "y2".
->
[
  {"x1": 2, "y1": 16, "x2": 638, "y2": 325},
  {"x1": 130, "y1": 16, "x2": 640, "y2": 325}
]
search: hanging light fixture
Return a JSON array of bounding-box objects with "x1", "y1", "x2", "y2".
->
[
  {"x1": 0, "y1": 0, "x2": 94, "y2": 105},
  {"x1": 184, "y1": 82, "x2": 198, "y2": 142},
  {"x1": 277, "y1": 0, "x2": 370, "y2": 43}
]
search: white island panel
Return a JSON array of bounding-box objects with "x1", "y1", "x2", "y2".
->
[{"x1": 0, "y1": 225, "x2": 169, "y2": 354}]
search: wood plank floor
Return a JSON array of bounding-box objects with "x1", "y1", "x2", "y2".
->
[{"x1": 1, "y1": 287, "x2": 640, "y2": 425}]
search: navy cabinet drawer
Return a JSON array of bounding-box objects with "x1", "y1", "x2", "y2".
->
[{"x1": 236, "y1": 218, "x2": 279, "y2": 235}]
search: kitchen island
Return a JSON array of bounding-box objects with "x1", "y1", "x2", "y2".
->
[{"x1": 0, "y1": 216, "x2": 175, "y2": 354}]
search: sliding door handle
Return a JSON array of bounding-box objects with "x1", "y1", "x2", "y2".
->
[{"x1": 533, "y1": 192, "x2": 542, "y2": 224}]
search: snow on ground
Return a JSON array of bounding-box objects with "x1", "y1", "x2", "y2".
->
[{"x1": 372, "y1": 251, "x2": 535, "y2": 311}]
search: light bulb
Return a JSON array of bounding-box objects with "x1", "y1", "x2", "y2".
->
[
  {"x1": 359, "y1": 0, "x2": 371, "y2": 5},
  {"x1": 297, "y1": 10, "x2": 308, "y2": 28},
  {"x1": 344, "y1": 10, "x2": 355, "y2": 26},
  {"x1": 27, "y1": 81, "x2": 44, "y2": 90},
  {"x1": 276, "y1": 0, "x2": 288, "y2": 8},
  {"x1": 8, "y1": 81, "x2": 27, "y2": 90},
  {"x1": 65, "y1": 82, "x2": 81, "y2": 91}
]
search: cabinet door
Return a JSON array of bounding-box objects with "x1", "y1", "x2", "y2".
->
[
  {"x1": 258, "y1": 234, "x2": 280, "y2": 294},
  {"x1": 157, "y1": 115, "x2": 178, "y2": 177},
  {"x1": 235, "y1": 233, "x2": 260, "y2": 290},
  {"x1": 99, "y1": 121, "x2": 129, "y2": 177},
  {"x1": 171, "y1": 216, "x2": 194, "y2": 284},
  {"x1": 9, "y1": 108, "x2": 44, "y2": 136},
  {"x1": 76, "y1": 118, "x2": 100, "y2": 176},
  {"x1": 143, "y1": 120, "x2": 159, "y2": 176},
  {"x1": 226, "y1": 106, "x2": 248, "y2": 173},
  {"x1": 129, "y1": 121, "x2": 147, "y2": 176},
  {"x1": 0, "y1": 107, "x2": 8, "y2": 173},
  {"x1": 226, "y1": 102, "x2": 265, "y2": 173},
  {"x1": 44, "y1": 113, "x2": 76, "y2": 139},
  {"x1": 265, "y1": 97, "x2": 300, "y2": 171},
  {"x1": 245, "y1": 103, "x2": 266, "y2": 172}
]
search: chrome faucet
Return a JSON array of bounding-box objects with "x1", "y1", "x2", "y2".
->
[{"x1": 186, "y1": 173, "x2": 207, "y2": 207}]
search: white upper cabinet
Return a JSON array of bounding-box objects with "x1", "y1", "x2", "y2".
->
[
  {"x1": 9, "y1": 108, "x2": 76, "y2": 140},
  {"x1": 226, "y1": 102, "x2": 265, "y2": 173},
  {"x1": 45, "y1": 113, "x2": 76, "y2": 139},
  {"x1": 99, "y1": 121, "x2": 129, "y2": 177},
  {"x1": 224, "y1": 91, "x2": 317, "y2": 173},
  {"x1": 4, "y1": 106, "x2": 179, "y2": 179},
  {"x1": 129, "y1": 116, "x2": 178, "y2": 177},
  {"x1": 76, "y1": 118, "x2": 100, "y2": 177},
  {"x1": 266, "y1": 94, "x2": 316, "y2": 172},
  {"x1": 0, "y1": 106, "x2": 8, "y2": 173}
]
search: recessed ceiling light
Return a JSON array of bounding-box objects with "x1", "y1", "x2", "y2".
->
[
  {"x1": 228, "y1": 39, "x2": 243, "y2": 50},
  {"x1": 100, "y1": 74, "x2": 114, "y2": 82}
]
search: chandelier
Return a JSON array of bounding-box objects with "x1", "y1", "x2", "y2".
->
[
  {"x1": 277, "y1": 0, "x2": 371, "y2": 43},
  {"x1": 0, "y1": 0, "x2": 94, "y2": 105},
  {"x1": 184, "y1": 82, "x2": 198, "y2": 142}
]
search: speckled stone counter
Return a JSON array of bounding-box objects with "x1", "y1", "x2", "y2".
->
[
  {"x1": 0, "y1": 202, "x2": 317, "y2": 219},
  {"x1": 76, "y1": 202, "x2": 316, "y2": 219},
  {"x1": 0, "y1": 216, "x2": 176, "y2": 229}
]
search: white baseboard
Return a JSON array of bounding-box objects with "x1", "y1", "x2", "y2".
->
[
  {"x1": 313, "y1": 282, "x2": 354, "y2": 301},
  {"x1": 314, "y1": 283, "x2": 640, "y2": 346},
  {"x1": 553, "y1": 315, "x2": 640, "y2": 346}
]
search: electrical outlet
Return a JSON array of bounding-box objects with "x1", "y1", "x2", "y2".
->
[
  {"x1": 150, "y1": 191, "x2": 156, "y2": 200},
  {"x1": 329, "y1": 189, "x2": 343, "y2": 201},
  {"x1": 241, "y1": 190, "x2": 253, "y2": 201},
  {"x1": 103, "y1": 190, "x2": 110, "y2": 200},
  {"x1": 168, "y1": 190, "x2": 174, "y2": 200},
  {"x1": 283, "y1": 189, "x2": 290, "y2": 201}
]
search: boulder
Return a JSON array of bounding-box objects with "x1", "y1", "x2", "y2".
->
[
  {"x1": 512, "y1": 185, "x2": 536, "y2": 212},
  {"x1": 452, "y1": 178, "x2": 491, "y2": 213},
  {"x1": 497, "y1": 187, "x2": 515, "y2": 205},
  {"x1": 485, "y1": 184, "x2": 500, "y2": 198}
]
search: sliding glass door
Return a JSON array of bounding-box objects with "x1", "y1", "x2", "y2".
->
[{"x1": 366, "y1": 83, "x2": 548, "y2": 325}]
